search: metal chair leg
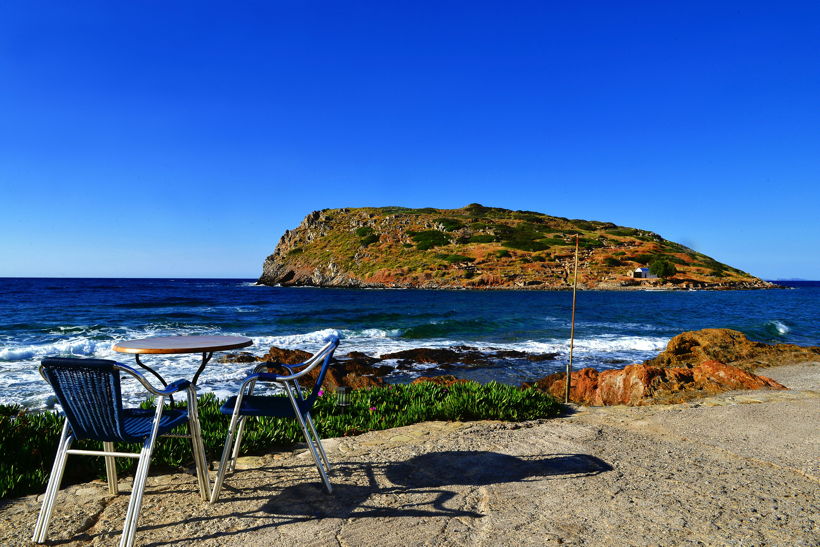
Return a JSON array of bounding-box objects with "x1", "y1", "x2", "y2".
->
[
  {"x1": 210, "y1": 399, "x2": 245, "y2": 503},
  {"x1": 283, "y1": 383, "x2": 332, "y2": 493},
  {"x1": 227, "y1": 378, "x2": 258, "y2": 473},
  {"x1": 32, "y1": 421, "x2": 72, "y2": 543},
  {"x1": 119, "y1": 399, "x2": 164, "y2": 547},
  {"x1": 228, "y1": 416, "x2": 248, "y2": 473},
  {"x1": 185, "y1": 386, "x2": 211, "y2": 501},
  {"x1": 103, "y1": 442, "x2": 119, "y2": 495},
  {"x1": 305, "y1": 413, "x2": 332, "y2": 474},
  {"x1": 120, "y1": 441, "x2": 152, "y2": 547}
]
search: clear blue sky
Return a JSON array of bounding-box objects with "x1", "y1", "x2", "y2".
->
[{"x1": 1, "y1": 1, "x2": 818, "y2": 279}]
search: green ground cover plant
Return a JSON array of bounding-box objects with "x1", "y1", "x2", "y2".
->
[{"x1": 0, "y1": 382, "x2": 560, "y2": 499}]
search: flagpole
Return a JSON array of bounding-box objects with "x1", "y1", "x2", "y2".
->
[{"x1": 565, "y1": 234, "x2": 579, "y2": 404}]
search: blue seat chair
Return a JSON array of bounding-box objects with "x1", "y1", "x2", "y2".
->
[
  {"x1": 32, "y1": 357, "x2": 210, "y2": 547},
  {"x1": 210, "y1": 335, "x2": 340, "y2": 502}
]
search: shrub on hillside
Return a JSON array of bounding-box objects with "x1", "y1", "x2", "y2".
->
[
  {"x1": 409, "y1": 230, "x2": 450, "y2": 250},
  {"x1": 606, "y1": 228, "x2": 638, "y2": 237},
  {"x1": 467, "y1": 234, "x2": 496, "y2": 244},
  {"x1": 360, "y1": 234, "x2": 380, "y2": 246},
  {"x1": 650, "y1": 258, "x2": 678, "y2": 278},
  {"x1": 579, "y1": 238, "x2": 604, "y2": 249},
  {"x1": 502, "y1": 240, "x2": 550, "y2": 252},
  {"x1": 437, "y1": 254, "x2": 475, "y2": 264},
  {"x1": 436, "y1": 218, "x2": 464, "y2": 232}
]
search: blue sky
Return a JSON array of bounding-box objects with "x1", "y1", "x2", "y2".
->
[{"x1": 1, "y1": 1, "x2": 818, "y2": 279}]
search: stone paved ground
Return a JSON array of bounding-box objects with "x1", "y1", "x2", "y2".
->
[{"x1": 1, "y1": 363, "x2": 817, "y2": 546}]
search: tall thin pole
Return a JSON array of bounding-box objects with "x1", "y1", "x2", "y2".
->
[{"x1": 565, "y1": 234, "x2": 579, "y2": 403}]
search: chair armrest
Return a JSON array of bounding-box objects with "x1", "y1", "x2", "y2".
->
[
  {"x1": 246, "y1": 336, "x2": 338, "y2": 383},
  {"x1": 243, "y1": 372, "x2": 285, "y2": 383},
  {"x1": 114, "y1": 363, "x2": 192, "y2": 396},
  {"x1": 256, "y1": 361, "x2": 304, "y2": 374},
  {"x1": 154, "y1": 379, "x2": 192, "y2": 396}
]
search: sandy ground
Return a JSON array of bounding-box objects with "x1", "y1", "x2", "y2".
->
[{"x1": 1, "y1": 362, "x2": 817, "y2": 546}]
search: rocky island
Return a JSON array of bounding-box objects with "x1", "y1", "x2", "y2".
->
[{"x1": 259, "y1": 204, "x2": 774, "y2": 290}]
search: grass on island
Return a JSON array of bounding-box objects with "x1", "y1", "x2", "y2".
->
[{"x1": 0, "y1": 381, "x2": 561, "y2": 499}]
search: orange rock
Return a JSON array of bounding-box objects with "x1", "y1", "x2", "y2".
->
[
  {"x1": 526, "y1": 360, "x2": 785, "y2": 406},
  {"x1": 523, "y1": 367, "x2": 600, "y2": 404},
  {"x1": 644, "y1": 328, "x2": 820, "y2": 371},
  {"x1": 595, "y1": 364, "x2": 664, "y2": 405},
  {"x1": 692, "y1": 360, "x2": 785, "y2": 392}
]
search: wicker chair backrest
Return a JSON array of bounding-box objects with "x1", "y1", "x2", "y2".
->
[{"x1": 40, "y1": 357, "x2": 131, "y2": 442}]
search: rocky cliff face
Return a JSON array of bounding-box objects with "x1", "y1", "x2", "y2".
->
[{"x1": 259, "y1": 205, "x2": 775, "y2": 290}]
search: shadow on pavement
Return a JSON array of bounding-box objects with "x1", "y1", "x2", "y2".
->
[{"x1": 141, "y1": 451, "x2": 611, "y2": 545}]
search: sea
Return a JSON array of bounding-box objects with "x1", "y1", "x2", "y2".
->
[{"x1": 1, "y1": 278, "x2": 817, "y2": 409}]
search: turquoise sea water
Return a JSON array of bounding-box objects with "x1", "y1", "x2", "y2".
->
[{"x1": 0, "y1": 278, "x2": 817, "y2": 408}]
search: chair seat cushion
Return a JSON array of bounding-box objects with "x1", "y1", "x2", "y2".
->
[
  {"x1": 121, "y1": 408, "x2": 189, "y2": 440},
  {"x1": 220, "y1": 395, "x2": 308, "y2": 418}
]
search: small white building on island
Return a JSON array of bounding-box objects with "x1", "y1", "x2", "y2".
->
[{"x1": 632, "y1": 267, "x2": 657, "y2": 279}]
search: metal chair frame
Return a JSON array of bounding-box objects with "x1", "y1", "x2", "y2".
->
[
  {"x1": 32, "y1": 359, "x2": 210, "y2": 547},
  {"x1": 210, "y1": 336, "x2": 339, "y2": 502}
]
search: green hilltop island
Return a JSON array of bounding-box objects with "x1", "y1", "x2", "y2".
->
[{"x1": 258, "y1": 204, "x2": 775, "y2": 291}]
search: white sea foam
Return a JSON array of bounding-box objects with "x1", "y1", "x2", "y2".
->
[
  {"x1": 0, "y1": 324, "x2": 671, "y2": 409},
  {"x1": 575, "y1": 320, "x2": 667, "y2": 333},
  {"x1": 0, "y1": 338, "x2": 113, "y2": 362},
  {"x1": 769, "y1": 320, "x2": 790, "y2": 335},
  {"x1": 252, "y1": 327, "x2": 402, "y2": 351}
]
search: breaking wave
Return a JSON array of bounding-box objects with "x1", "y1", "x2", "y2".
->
[{"x1": 767, "y1": 320, "x2": 790, "y2": 336}]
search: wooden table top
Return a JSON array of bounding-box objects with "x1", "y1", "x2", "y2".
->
[{"x1": 112, "y1": 335, "x2": 253, "y2": 355}]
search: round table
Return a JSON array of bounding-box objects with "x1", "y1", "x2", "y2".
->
[{"x1": 113, "y1": 335, "x2": 253, "y2": 387}]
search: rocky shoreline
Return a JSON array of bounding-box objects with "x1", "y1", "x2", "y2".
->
[
  {"x1": 255, "y1": 280, "x2": 782, "y2": 291},
  {"x1": 224, "y1": 328, "x2": 819, "y2": 404}
]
